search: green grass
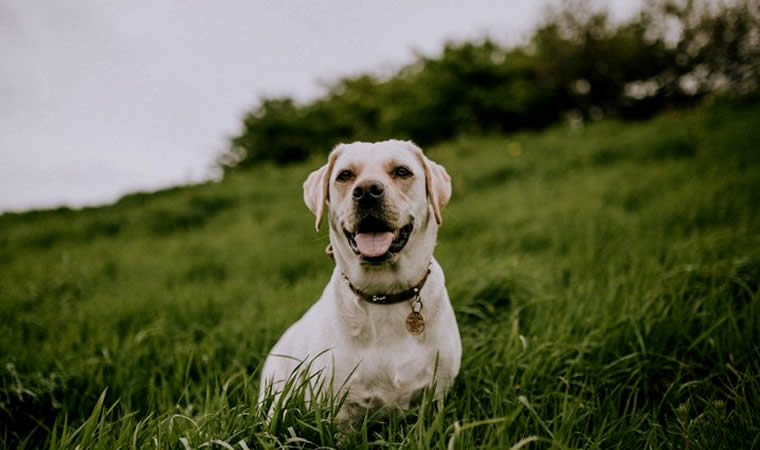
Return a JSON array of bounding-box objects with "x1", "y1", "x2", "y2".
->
[{"x1": 1, "y1": 99, "x2": 759, "y2": 449}]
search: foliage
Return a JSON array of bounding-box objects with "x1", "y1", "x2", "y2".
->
[
  {"x1": 1, "y1": 100, "x2": 759, "y2": 448},
  {"x1": 224, "y1": 0, "x2": 760, "y2": 166}
]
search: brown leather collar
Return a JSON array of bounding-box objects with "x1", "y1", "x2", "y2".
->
[{"x1": 342, "y1": 265, "x2": 432, "y2": 305}]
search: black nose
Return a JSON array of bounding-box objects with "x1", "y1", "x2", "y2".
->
[{"x1": 353, "y1": 180, "x2": 385, "y2": 201}]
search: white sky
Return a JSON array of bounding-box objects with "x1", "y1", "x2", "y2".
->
[{"x1": 0, "y1": 0, "x2": 641, "y2": 212}]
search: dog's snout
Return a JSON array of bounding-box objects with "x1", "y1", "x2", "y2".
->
[{"x1": 353, "y1": 180, "x2": 385, "y2": 202}]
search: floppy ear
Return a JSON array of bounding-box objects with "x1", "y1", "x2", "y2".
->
[
  {"x1": 303, "y1": 147, "x2": 341, "y2": 231},
  {"x1": 411, "y1": 143, "x2": 452, "y2": 225}
]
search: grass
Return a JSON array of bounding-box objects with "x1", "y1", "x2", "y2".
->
[{"x1": 1, "y1": 98, "x2": 759, "y2": 449}]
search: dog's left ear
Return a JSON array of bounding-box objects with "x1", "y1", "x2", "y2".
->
[
  {"x1": 410, "y1": 143, "x2": 452, "y2": 225},
  {"x1": 303, "y1": 146, "x2": 342, "y2": 231}
]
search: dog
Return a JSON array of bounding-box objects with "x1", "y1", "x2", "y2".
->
[{"x1": 259, "y1": 140, "x2": 461, "y2": 425}]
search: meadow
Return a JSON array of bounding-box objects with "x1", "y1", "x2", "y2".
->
[{"x1": 1, "y1": 99, "x2": 759, "y2": 448}]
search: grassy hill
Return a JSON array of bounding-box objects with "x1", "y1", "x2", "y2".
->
[{"x1": 2, "y1": 100, "x2": 759, "y2": 448}]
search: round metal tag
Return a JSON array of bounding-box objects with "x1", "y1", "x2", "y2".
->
[{"x1": 406, "y1": 311, "x2": 425, "y2": 335}]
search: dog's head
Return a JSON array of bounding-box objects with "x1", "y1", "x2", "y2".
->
[{"x1": 303, "y1": 141, "x2": 450, "y2": 286}]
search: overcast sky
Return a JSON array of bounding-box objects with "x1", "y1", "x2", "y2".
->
[{"x1": 0, "y1": 0, "x2": 641, "y2": 212}]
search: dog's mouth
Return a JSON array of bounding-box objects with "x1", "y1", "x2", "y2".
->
[{"x1": 343, "y1": 217, "x2": 413, "y2": 263}]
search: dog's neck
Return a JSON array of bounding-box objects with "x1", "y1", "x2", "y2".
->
[
  {"x1": 341, "y1": 263, "x2": 432, "y2": 304},
  {"x1": 329, "y1": 259, "x2": 444, "y2": 342}
]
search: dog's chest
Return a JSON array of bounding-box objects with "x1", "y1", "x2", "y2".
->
[{"x1": 344, "y1": 339, "x2": 436, "y2": 410}]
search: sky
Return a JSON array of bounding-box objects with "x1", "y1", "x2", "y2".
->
[{"x1": 0, "y1": 0, "x2": 641, "y2": 212}]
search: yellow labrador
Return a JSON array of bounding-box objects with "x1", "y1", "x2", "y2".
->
[{"x1": 259, "y1": 140, "x2": 461, "y2": 424}]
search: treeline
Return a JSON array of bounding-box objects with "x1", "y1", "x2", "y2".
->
[{"x1": 222, "y1": 0, "x2": 759, "y2": 167}]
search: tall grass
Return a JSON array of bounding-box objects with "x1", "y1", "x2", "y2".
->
[{"x1": 1, "y1": 100, "x2": 759, "y2": 448}]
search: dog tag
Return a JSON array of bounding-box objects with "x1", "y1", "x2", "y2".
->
[{"x1": 406, "y1": 311, "x2": 425, "y2": 335}]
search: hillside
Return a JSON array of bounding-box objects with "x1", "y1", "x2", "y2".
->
[{"x1": 1, "y1": 100, "x2": 759, "y2": 448}]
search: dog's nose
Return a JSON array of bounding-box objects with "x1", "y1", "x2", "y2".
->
[{"x1": 353, "y1": 180, "x2": 385, "y2": 201}]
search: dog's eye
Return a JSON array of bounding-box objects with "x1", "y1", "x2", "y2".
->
[
  {"x1": 336, "y1": 170, "x2": 354, "y2": 182},
  {"x1": 392, "y1": 166, "x2": 413, "y2": 178}
]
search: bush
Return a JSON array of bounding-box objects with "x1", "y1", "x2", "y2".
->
[{"x1": 222, "y1": 0, "x2": 759, "y2": 167}]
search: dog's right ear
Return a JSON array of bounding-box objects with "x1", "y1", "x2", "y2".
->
[{"x1": 303, "y1": 146, "x2": 342, "y2": 231}]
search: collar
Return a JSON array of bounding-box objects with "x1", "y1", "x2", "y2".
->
[{"x1": 341, "y1": 264, "x2": 432, "y2": 305}]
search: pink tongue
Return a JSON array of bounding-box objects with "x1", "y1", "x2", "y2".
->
[{"x1": 355, "y1": 232, "x2": 394, "y2": 258}]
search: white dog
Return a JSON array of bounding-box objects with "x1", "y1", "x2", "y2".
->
[{"x1": 259, "y1": 140, "x2": 461, "y2": 424}]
